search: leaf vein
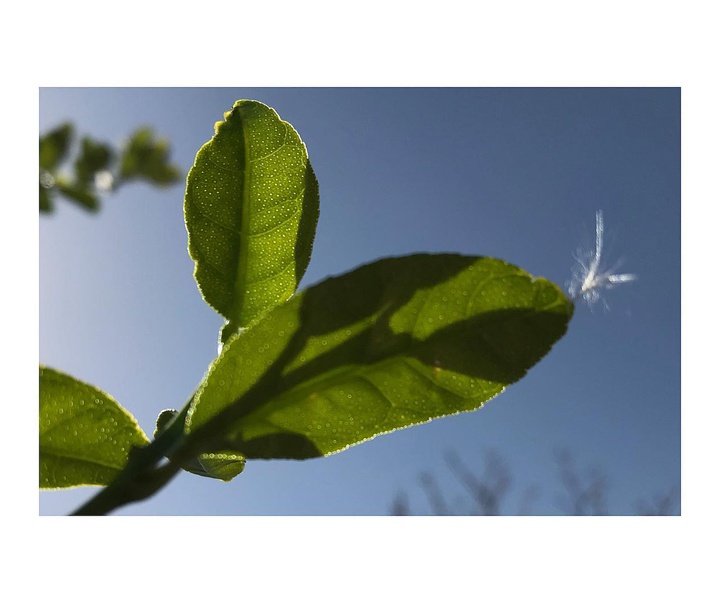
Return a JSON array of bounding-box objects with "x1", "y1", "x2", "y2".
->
[
  {"x1": 246, "y1": 258, "x2": 294, "y2": 287},
  {"x1": 41, "y1": 406, "x2": 112, "y2": 437},
  {"x1": 187, "y1": 189, "x2": 240, "y2": 234},
  {"x1": 40, "y1": 446, "x2": 125, "y2": 471},
  {"x1": 249, "y1": 203, "x2": 302, "y2": 238},
  {"x1": 248, "y1": 125, "x2": 291, "y2": 163},
  {"x1": 465, "y1": 273, "x2": 510, "y2": 316}
]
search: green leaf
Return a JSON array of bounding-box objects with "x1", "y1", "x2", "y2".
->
[
  {"x1": 184, "y1": 100, "x2": 320, "y2": 333},
  {"x1": 39, "y1": 184, "x2": 53, "y2": 213},
  {"x1": 185, "y1": 254, "x2": 573, "y2": 460},
  {"x1": 73, "y1": 136, "x2": 114, "y2": 186},
  {"x1": 40, "y1": 366, "x2": 150, "y2": 489},
  {"x1": 56, "y1": 181, "x2": 99, "y2": 212},
  {"x1": 119, "y1": 127, "x2": 181, "y2": 186},
  {"x1": 40, "y1": 123, "x2": 74, "y2": 213},
  {"x1": 154, "y1": 409, "x2": 245, "y2": 481},
  {"x1": 40, "y1": 123, "x2": 73, "y2": 171},
  {"x1": 178, "y1": 452, "x2": 246, "y2": 481}
]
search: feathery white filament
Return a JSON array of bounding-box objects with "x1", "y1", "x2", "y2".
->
[{"x1": 568, "y1": 210, "x2": 636, "y2": 307}]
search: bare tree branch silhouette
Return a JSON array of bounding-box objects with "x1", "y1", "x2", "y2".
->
[{"x1": 391, "y1": 448, "x2": 679, "y2": 516}]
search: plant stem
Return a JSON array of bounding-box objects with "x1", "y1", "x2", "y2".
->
[
  {"x1": 70, "y1": 458, "x2": 181, "y2": 516},
  {"x1": 69, "y1": 396, "x2": 200, "y2": 516}
]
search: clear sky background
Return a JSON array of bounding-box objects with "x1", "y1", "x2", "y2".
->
[{"x1": 39, "y1": 87, "x2": 680, "y2": 516}]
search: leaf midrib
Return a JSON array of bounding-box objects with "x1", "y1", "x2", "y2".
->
[{"x1": 233, "y1": 108, "x2": 253, "y2": 322}]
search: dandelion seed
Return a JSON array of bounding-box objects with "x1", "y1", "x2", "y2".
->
[{"x1": 567, "y1": 210, "x2": 637, "y2": 308}]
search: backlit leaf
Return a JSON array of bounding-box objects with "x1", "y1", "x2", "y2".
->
[
  {"x1": 40, "y1": 366, "x2": 150, "y2": 489},
  {"x1": 154, "y1": 409, "x2": 245, "y2": 481},
  {"x1": 186, "y1": 254, "x2": 573, "y2": 460},
  {"x1": 184, "y1": 100, "x2": 319, "y2": 333}
]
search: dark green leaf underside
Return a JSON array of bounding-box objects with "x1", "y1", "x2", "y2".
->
[
  {"x1": 39, "y1": 366, "x2": 150, "y2": 489},
  {"x1": 186, "y1": 254, "x2": 573, "y2": 460}
]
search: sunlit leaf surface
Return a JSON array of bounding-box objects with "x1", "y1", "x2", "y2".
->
[
  {"x1": 186, "y1": 254, "x2": 573, "y2": 460},
  {"x1": 185, "y1": 100, "x2": 319, "y2": 331},
  {"x1": 154, "y1": 409, "x2": 245, "y2": 481},
  {"x1": 40, "y1": 367, "x2": 150, "y2": 489}
]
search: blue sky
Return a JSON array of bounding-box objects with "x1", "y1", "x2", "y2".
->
[{"x1": 39, "y1": 87, "x2": 680, "y2": 515}]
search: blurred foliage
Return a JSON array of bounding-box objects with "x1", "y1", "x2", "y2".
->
[
  {"x1": 39, "y1": 122, "x2": 181, "y2": 214},
  {"x1": 119, "y1": 128, "x2": 181, "y2": 185},
  {"x1": 74, "y1": 137, "x2": 114, "y2": 186}
]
